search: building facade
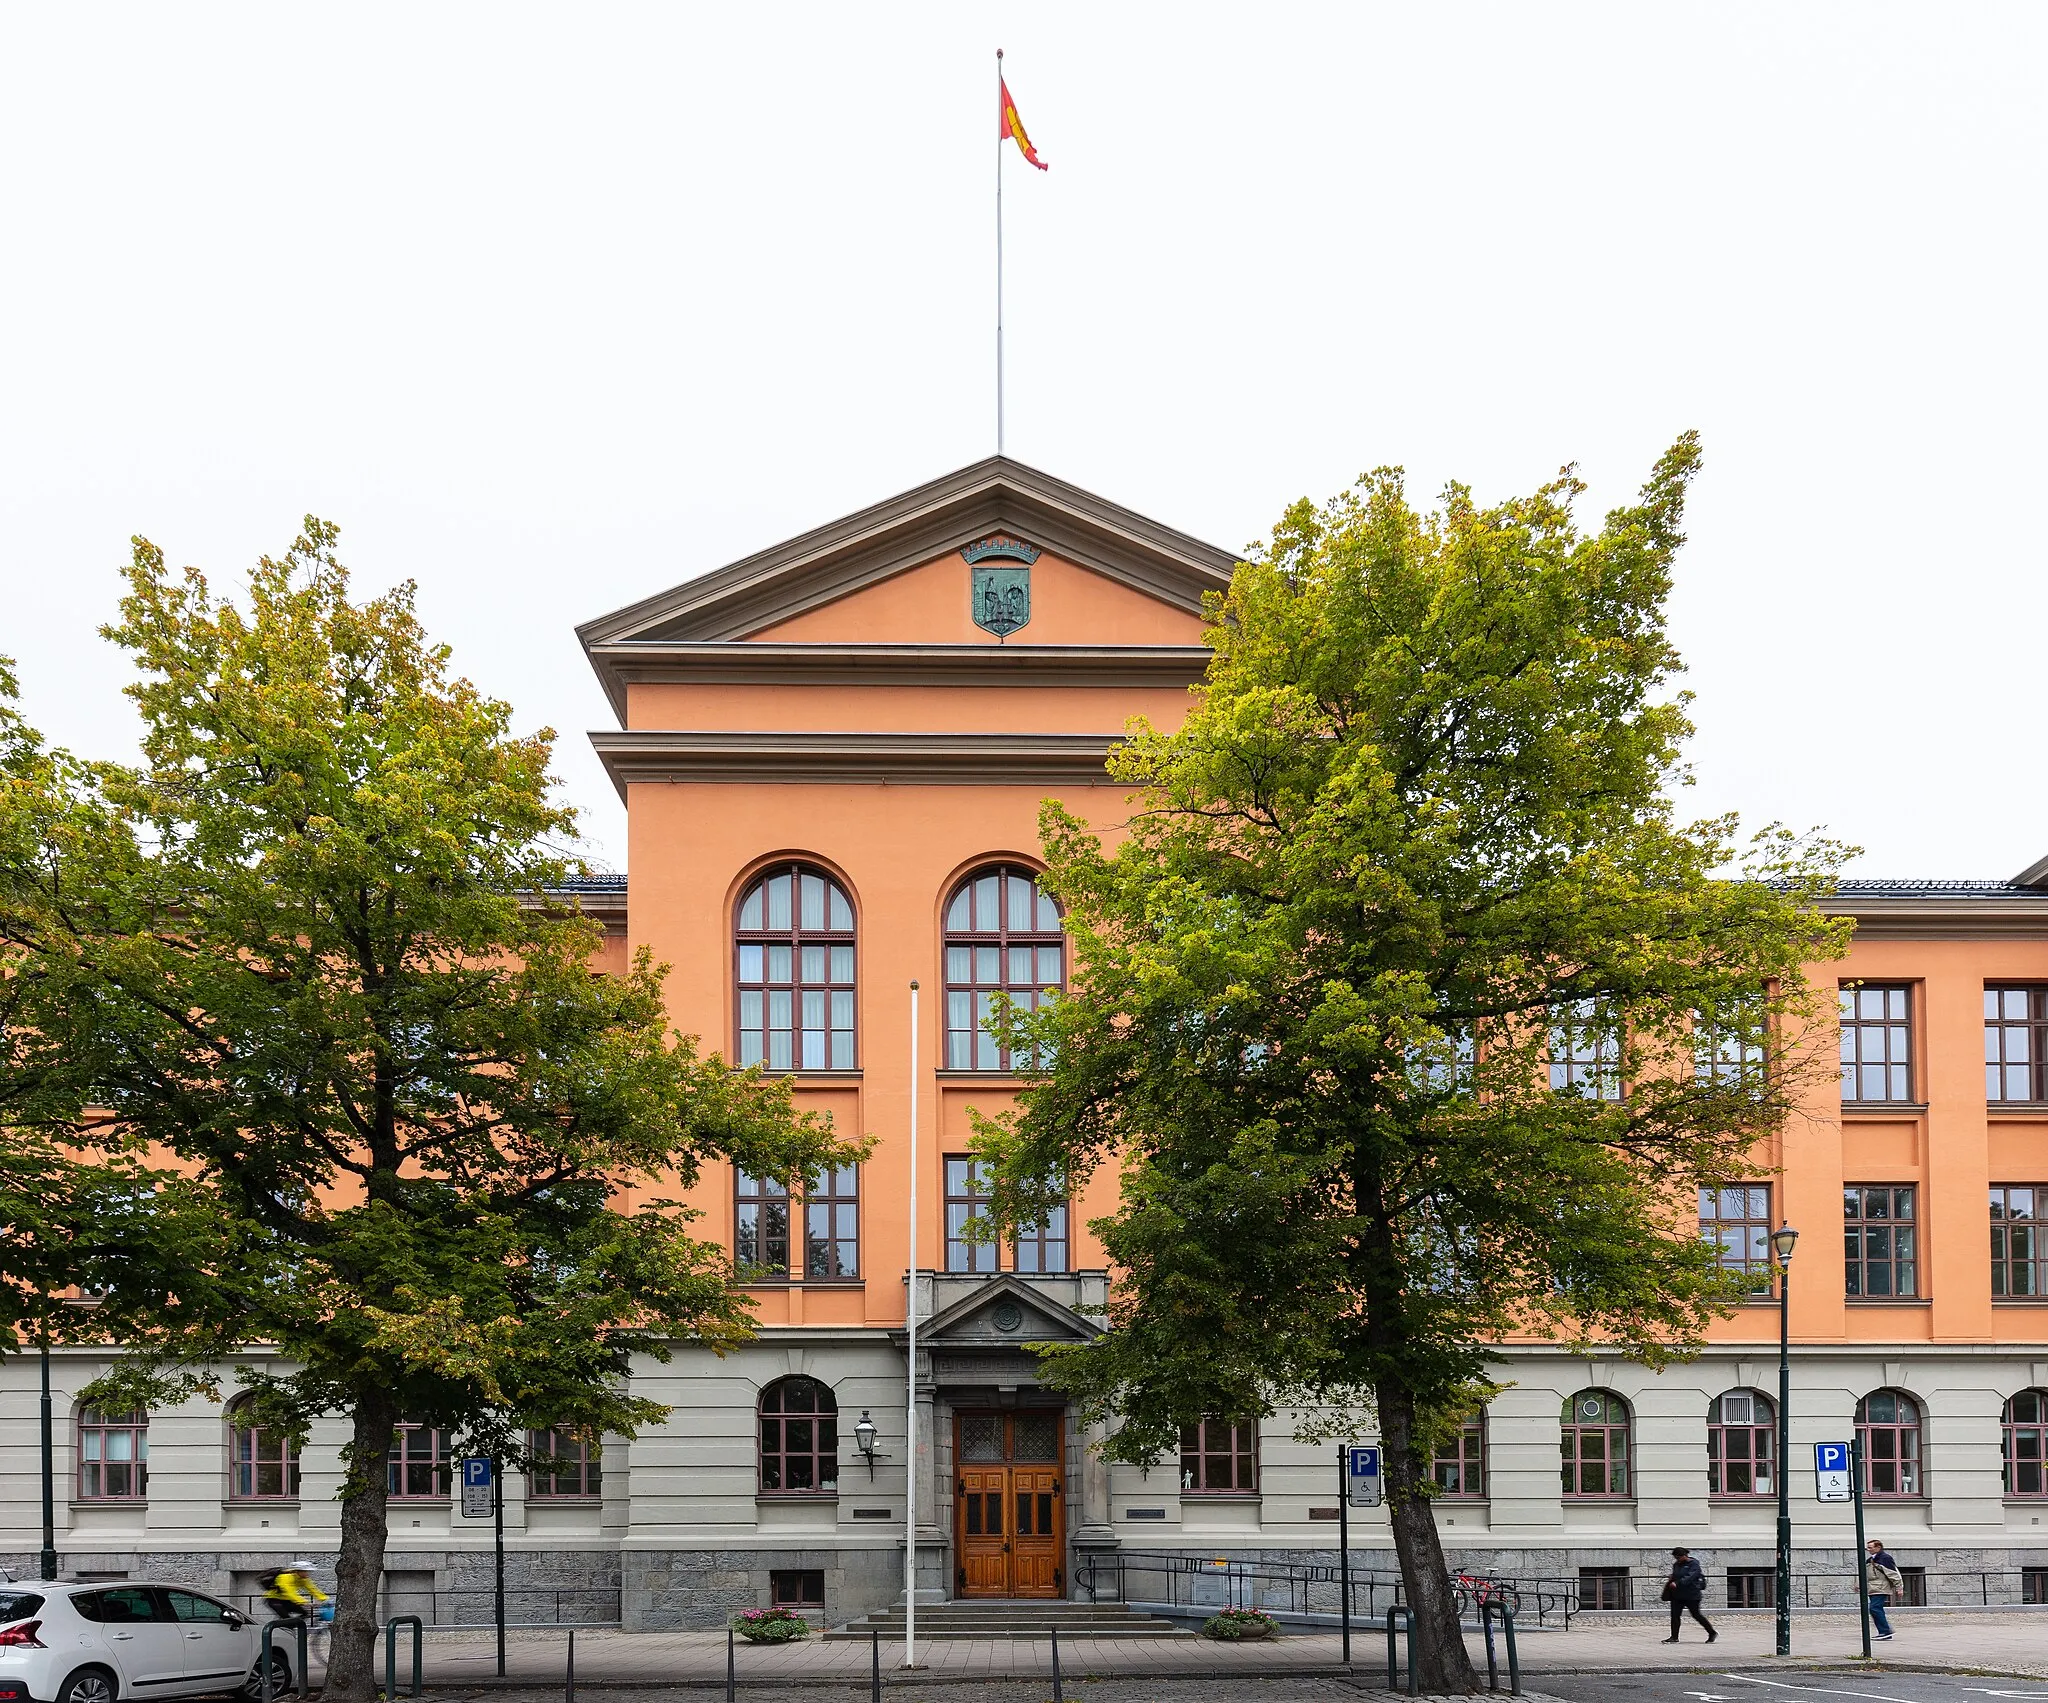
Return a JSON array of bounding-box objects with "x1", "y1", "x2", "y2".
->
[{"x1": 4, "y1": 461, "x2": 2047, "y2": 1621}]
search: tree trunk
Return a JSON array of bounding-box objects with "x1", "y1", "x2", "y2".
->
[
  {"x1": 1377, "y1": 1377, "x2": 1478, "y2": 1695},
  {"x1": 324, "y1": 1387, "x2": 398, "y2": 1703}
]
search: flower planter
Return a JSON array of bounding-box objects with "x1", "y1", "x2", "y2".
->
[
  {"x1": 1201, "y1": 1610, "x2": 1280, "y2": 1641},
  {"x1": 732, "y1": 1609, "x2": 811, "y2": 1644}
]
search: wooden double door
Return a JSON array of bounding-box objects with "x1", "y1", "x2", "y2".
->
[{"x1": 954, "y1": 1409, "x2": 1064, "y2": 1598}]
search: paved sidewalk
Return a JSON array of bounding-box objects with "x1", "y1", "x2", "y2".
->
[{"x1": 393, "y1": 1608, "x2": 2048, "y2": 1690}]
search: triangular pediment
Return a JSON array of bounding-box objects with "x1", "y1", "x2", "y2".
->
[
  {"x1": 919, "y1": 1275, "x2": 1101, "y2": 1347},
  {"x1": 577, "y1": 457, "x2": 1234, "y2": 654}
]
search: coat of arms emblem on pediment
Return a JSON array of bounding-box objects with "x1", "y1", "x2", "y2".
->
[{"x1": 963, "y1": 535, "x2": 1037, "y2": 637}]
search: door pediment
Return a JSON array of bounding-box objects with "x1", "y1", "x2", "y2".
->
[{"x1": 918, "y1": 1274, "x2": 1101, "y2": 1349}]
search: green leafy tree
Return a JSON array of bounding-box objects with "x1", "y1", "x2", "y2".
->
[
  {"x1": 980, "y1": 437, "x2": 1851, "y2": 1692},
  {"x1": 0, "y1": 528, "x2": 849, "y2": 1700}
]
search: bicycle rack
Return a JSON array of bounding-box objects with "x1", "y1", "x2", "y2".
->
[
  {"x1": 1384, "y1": 1604, "x2": 1416, "y2": 1695},
  {"x1": 1481, "y1": 1598, "x2": 1521, "y2": 1695},
  {"x1": 258, "y1": 1618, "x2": 308, "y2": 1703},
  {"x1": 383, "y1": 1614, "x2": 423, "y2": 1699}
]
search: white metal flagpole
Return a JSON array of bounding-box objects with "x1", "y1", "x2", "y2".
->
[
  {"x1": 995, "y1": 47, "x2": 1004, "y2": 457},
  {"x1": 904, "y1": 979, "x2": 921, "y2": 1667}
]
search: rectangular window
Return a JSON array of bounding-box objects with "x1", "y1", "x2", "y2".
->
[
  {"x1": 1726, "y1": 1567, "x2": 1775, "y2": 1609},
  {"x1": 945, "y1": 1156, "x2": 998, "y2": 1273},
  {"x1": 1988, "y1": 987, "x2": 2048, "y2": 1103},
  {"x1": 736, "y1": 1171, "x2": 791, "y2": 1279},
  {"x1": 1845, "y1": 1185, "x2": 1918, "y2": 1298},
  {"x1": 770, "y1": 1569, "x2": 825, "y2": 1608},
  {"x1": 1700, "y1": 1184, "x2": 1774, "y2": 1292},
  {"x1": 1991, "y1": 1186, "x2": 2044, "y2": 1298},
  {"x1": 1549, "y1": 1000, "x2": 1623, "y2": 1100},
  {"x1": 77, "y1": 1410, "x2": 148, "y2": 1501},
  {"x1": 1432, "y1": 1424, "x2": 1485, "y2": 1498},
  {"x1": 528, "y1": 1428, "x2": 601, "y2": 1499},
  {"x1": 387, "y1": 1423, "x2": 451, "y2": 1500},
  {"x1": 230, "y1": 1418, "x2": 299, "y2": 1501},
  {"x1": 1840, "y1": 984, "x2": 1913, "y2": 1103},
  {"x1": 1179, "y1": 1417, "x2": 1258, "y2": 1494},
  {"x1": 1577, "y1": 1567, "x2": 1631, "y2": 1611},
  {"x1": 804, "y1": 1165, "x2": 860, "y2": 1280},
  {"x1": 1896, "y1": 1566, "x2": 1927, "y2": 1607},
  {"x1": 2024, "y1": 1567, "x2": 2048, "y2": 1605},
  {"x1": 1696, "y1": 999, "x2": 1766, "y2": 1084},
  {"x1": 1012, "y1": 1202, "x2": 1069, "y2": 1274}
]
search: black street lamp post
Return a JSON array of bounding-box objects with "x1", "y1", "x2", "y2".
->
[
  {"x1": 1772, "y1": 1223, "x2": 1800, "y2": 1656},
  {"x1": 39, "y1": 1330, "x2": 58, "y2": 1581}
]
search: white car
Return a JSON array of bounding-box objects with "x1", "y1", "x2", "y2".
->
[{"x1": 0, "y1": 1582, "x2": 301, "y2": 1703}]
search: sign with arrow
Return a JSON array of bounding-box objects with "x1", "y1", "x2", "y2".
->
[{"x1": 1814, "y1": 1440, "x2": 1853, "y2": 1503}]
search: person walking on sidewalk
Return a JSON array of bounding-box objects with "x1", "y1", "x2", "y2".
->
[
  {"x1": 1865, "y1": 1539, "x2": 1904, "y2": 1640},
  {"x1": 1660, "y1": 1548, "x2": 1717, "y2": 1643}
]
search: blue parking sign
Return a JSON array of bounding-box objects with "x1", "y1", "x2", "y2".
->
[
  {"x1": 1814, "y1": 1441, "x2": 1852, "y2": 1502},
  {"x1": 460, "y1": 1456, "x2": 494, "y2": 1517},
  {"x1": 1346, "y1": 1445, "x2": 1382, "y2": 1506}
]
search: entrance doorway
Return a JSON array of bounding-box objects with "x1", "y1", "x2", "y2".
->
[{"x1": 954, "y1": 1409, "x2": 1064, "y2": 1598}]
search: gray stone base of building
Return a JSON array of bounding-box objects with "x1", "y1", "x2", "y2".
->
[{"x1": 9, "y1": 1541, "x2": 2042, "y2": 1628}]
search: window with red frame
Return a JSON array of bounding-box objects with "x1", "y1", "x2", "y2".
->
[
  {"x1": 1432, "y1": 1419, "x2": 1486, "y2": 1497},
  {"x1": 1179, "y1": 1417, "x2": 1258, "y2": 1494},
  {"x1": 78, "y1": 1408, "x2": 148, "y2": 1500},
  {"x1": 388, "y1": 1422, "x2": 452, "y2": 1500},
  {"x1": 1707, "y1": 1389, "x2": 1775, "y2": 1496},
  {"x1": 1856, "y1": 1389, "x2": 1922, "y2": 1497},
  {"x1": 2004, "y1": 1390, "x2": 2047, "y2": 1497},
  {"x1": 759, "y1": 1377, "x2": 838, "y2": 1495},
  {"x1": 1561, "y1": 1391, "x2": 1631, "y2": 1497},
  {"x1": 527, "y1": 1428, "x2": 602, "y2": 1499},
  {"x1": 228, "y1": 1402, "x2": 299, "y2": 1500}
]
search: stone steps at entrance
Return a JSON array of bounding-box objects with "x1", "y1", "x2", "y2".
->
[{"x1": 828, "y1": 1600, "x2": 1189, "y2": 1640}]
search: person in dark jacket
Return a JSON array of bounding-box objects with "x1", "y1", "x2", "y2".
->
[
  {"x1": 1661, "y1": 1547, "x2": 1717, "y2": 1643},
  {"x1": 1865, "y1": 1539, "x2": 1903, "y2": 1640}
]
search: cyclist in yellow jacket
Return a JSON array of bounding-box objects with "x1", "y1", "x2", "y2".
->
[{"x1": 262, "y1": 1562, "x2": 330, "y2": 1624}]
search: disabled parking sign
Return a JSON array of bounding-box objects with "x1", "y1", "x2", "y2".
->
[
  {"x1": 1346, "y1": 1445, "x2": 1383, "y2": 1507},
  {"x1": 1814, "y1": 1441, "x2": 1853, "y2": 1503}
]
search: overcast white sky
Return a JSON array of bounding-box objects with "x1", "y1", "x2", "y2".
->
[{"x1": 3, "y1": 4, "x2": 2042, "y2": 878}]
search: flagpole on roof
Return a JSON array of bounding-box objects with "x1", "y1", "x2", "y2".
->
[{"x1": 995, "y1": 47, "x2": 1005, "y2": 458}]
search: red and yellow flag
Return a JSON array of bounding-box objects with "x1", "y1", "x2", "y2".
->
[{"x1": 999, "y1": 78, "x2": 1048, "y2": 170}]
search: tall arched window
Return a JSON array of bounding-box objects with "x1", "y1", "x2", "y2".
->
[
  {"x1": 77, "y1": 1408, "x2": 148, "y2": 1501},
  {"x1": 736, "y1": 864, "x2": 855, "y2": 1072},
  {"x1": 1707, "y1": 1389, "x2": 1775, "y2": 1496},
  {"x1": 1856, "y1": 1390, "x2": 1922, "y2": 1497},
  {"x1": 228, "y1": 1398, "x2": 299, "y2": 1501},
  {"x1": 2003, "y1": 1390, "x2": 2047, "y2": 1497},
  {"x1": 758, "y1": 1376, "x2": 838, "y2": 1495},
  {"x1": 943, "y1": 865, "x2": 1063, "y2": 1072},
  {"x1": 1561, "y1": 1391, "x2": 1631, "y2": 1497}
]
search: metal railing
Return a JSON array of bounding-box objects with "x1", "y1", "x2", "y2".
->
[
  {"x1": 230, "y1": 1586, "x2": 620, "y2": 1628},
  {"x1": 1075, "y1": 1550, "x2": 1577, "y2": 1630},
  {"x1": 1543, "y1": 1566, "x2": 2048, "y2": 1615}
]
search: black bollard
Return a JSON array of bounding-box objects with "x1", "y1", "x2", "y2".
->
[
  {"x1": 725, "y1": 1625, "x2": 736, "y2": 1703},
  {"x1": 871, "y1": 1626, "x2": 881, "y2": 1703},
  {"x1": 1050, "y1": 1626, "x2": 1063, "y2": 1703},
  {"x1": 565, "y1": 1626, "x2": 575, "y2": 1703}
]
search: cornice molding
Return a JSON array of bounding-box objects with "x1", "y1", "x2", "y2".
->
[
  {"x1": 586, "y1": 640, "x2": 1211, "y2": 710},
  {"x1": 589, "y1": 730, "x2": 1121, "y2": 798},
  {"x1": 575, "y1": 458, "x2": 1237, "y2": 719},
  {"x1": 1821, "y1": 896, "x2": 2048, "y2": 939}
]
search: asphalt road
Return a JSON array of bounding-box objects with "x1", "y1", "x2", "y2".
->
[{"x1": 1544, "y1": 1672, "x2": 2048, "y2": 1703}]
